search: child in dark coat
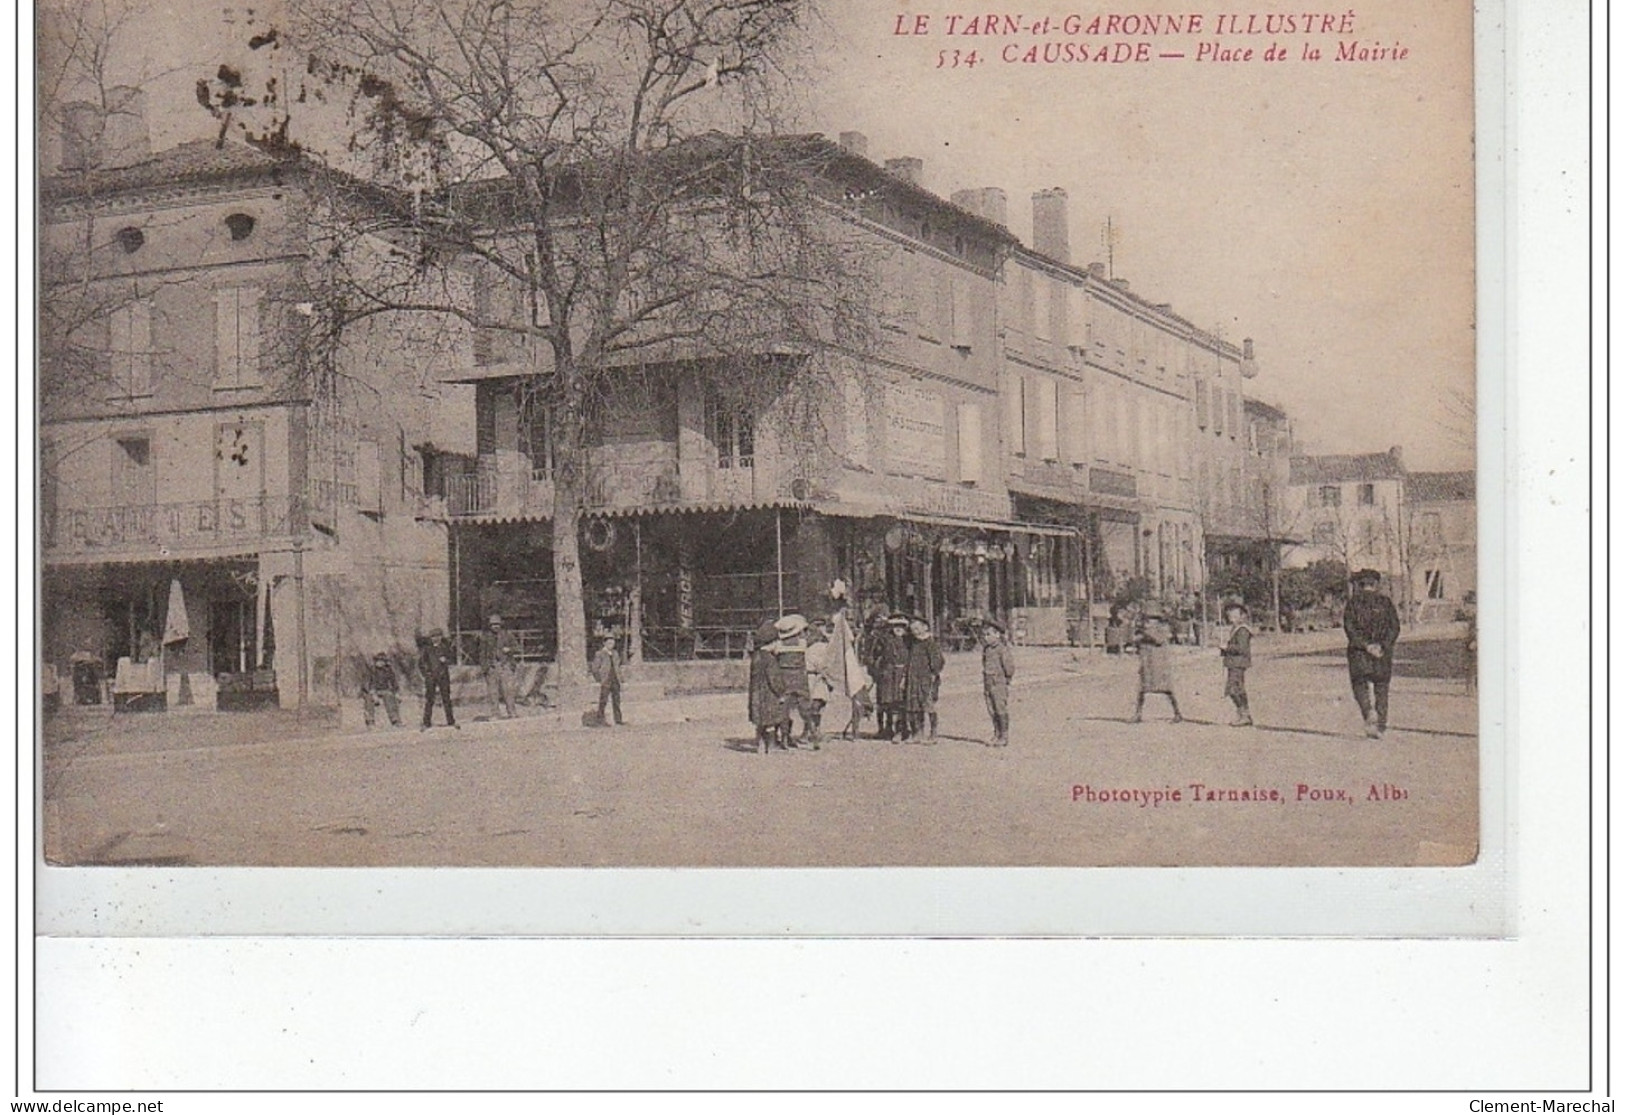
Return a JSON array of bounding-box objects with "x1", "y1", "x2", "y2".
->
[{"x1": 1220, "y1": 603, "x2": 1254, "y2": 727}]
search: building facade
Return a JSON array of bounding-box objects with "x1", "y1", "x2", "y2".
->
[
  {"x1": 1404, "y1": 470, "x2": 1477, "y2": 621},
  {"x1": 1284, "y1": 447, "x2": 1410, "y2": 601},
  {"x1": 41, "y1": 134, "x2": 450, "y2": 711}
]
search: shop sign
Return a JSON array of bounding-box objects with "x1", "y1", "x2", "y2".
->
[{"x1": 884, "y1": 383, "x2": 947, "y2": 480}]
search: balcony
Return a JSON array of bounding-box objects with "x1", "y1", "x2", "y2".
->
[
  {"x1": 446, "y1": 455, "x2": 776, "y2": 519},
  {"x1": 42, "y1": 495, "x2": 304, "y2": 560}
]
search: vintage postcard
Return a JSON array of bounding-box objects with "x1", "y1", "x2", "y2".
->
[{"x1": 33, "y1": 0, "x2": 1493, "y2": 935}]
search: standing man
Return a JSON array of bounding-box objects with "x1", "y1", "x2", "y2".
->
[
  {"x1": 980, "y1": 619, "x2": 1016, "y2": 747},
  {"x1": 361, "y1": 651, "x2": 402, "y2": 729},
  {"x1": 1343, "y1": 568, "x2": 1401, "y2": 737},
  {"x1": 418, "y1": 629, "x2": 458, "y2": 731},
  {"x1": 591, "y1": 635, "x2": 625, "y2": 727},
  {"x1": 479, "y1": 614, "x2": 520, "y2": 720}
]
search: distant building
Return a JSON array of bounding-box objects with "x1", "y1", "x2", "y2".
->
[
  {"x1": 1285, "y1": 447, "x2": 1409, "y2": 603},
  {"x1": 1406, "y1": 470, "x2": 1476, "y2": 621}
]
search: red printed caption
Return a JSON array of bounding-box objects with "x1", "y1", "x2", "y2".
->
[{"x1": 891, "y1": 11, "x2": 1411, "y2": 68}]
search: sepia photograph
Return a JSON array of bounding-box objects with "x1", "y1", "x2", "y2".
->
[{"x1": 36, "y1": 0, "x2": 1480, "y2": 875}]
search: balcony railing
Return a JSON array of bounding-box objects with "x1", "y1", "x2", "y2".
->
[
  {"x1": 447, "y1": 457, "x2": 769, "y2": 519},
  {"x1": 42, "y1": 495, "x2": 304, "y2": 557}
]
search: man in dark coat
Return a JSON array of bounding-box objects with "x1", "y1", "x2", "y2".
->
[
  {"x1": 1343, "y1": 569, "x2": 1401, "y2": 737},
  {"x1": 418, "y1": 629, "x2": 458, "y2": 730}
]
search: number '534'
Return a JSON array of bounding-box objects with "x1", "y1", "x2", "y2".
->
[{"x1": 937, "y1": 49, "x2": 982, "y2": 68}]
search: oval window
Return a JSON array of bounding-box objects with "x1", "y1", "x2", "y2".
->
[
  {"x1": 224, "y1": 213, "x2": 256, "y2": 241},
  {"x1": 115, "y1": 227, "x2": 144, "y2": 253}
]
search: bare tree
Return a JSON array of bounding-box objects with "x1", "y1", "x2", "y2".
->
[{"x1": 202, "y1": 0, "x2": 877, "y2": 686}]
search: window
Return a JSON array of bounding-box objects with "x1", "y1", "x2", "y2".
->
[
  {"x1": 1035, "y1": 378, "x2": 1059, "y2": 460},
  {"x1": 224, "y1": 213, "x2": 256, "y2": 241},
  {"x1": 214, "y1": 287, "x2": 262, "y2": 388},
  {"x1": 519, "y1": 393, "x2": 552, "y2": 478},
  {"x1": 1358, "y1": 482, "x2": 1376, "y2": 506},
  {"x1": 1312, "y1": 522, "x2": 1335, "y2": 546},
  {"x1": 705, "y1": 392, "x2": 754, "y2": 469},
  {"x1": 112, "y1": 434, "x2": 155, "y2": 506},
  {"x1": 1195, "y1": 380, "x2": 1210, "y2": 429},
  {"x1": 950, "y1": 280, "x2": 973, "y2": 349},
  {"x1": 1064, "y1": 388, "x2": 1088, "y2": 465},
  {"x1": 956, "y1": 402, "x2": 982, "y2": 484},
  {"x1": 1005, "y1": 375, "x2": 1027, "y2": 456},
  {"x1": 473, "y1": 267, "x2": 526, "y2": 366},
  {"x1": 1425, "y1": 569, "x2": 1446, "y2": 599},
  {"x1": 1318, "y1": 485, "x2": 1342, "y2": 508},
  {"x1": 115, "y1": 227, "x2": 145, "y2": 254},
  {"x1": 108, "y1": 299, "x2": 154, "y2": 398}
]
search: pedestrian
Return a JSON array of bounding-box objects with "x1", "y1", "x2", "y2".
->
[
  {"x1": 979, "y1": 618, "x2": 1015, "y2": 747},
  {"x1": 1343, "y1": 568, "x2": 1401, "y2": 737},
  {"x1": 825, "y1": 581, "x2": 873, "y2": 740},
  {"x1": 418, "y1": 628, "x2": 458, "y2": 730},
  {"x1": 478, "y1": 613, "x2": 521, "y2": 719},
  {"x1": 591, "y1": 635, "x2": 624, "y2": 727},
  {"x1": 874, "y1": 614, "x2": 910, "y2": 741},
  {"x1": 802, "y1": 621, "x2": 834, "y2": 749},
  {"x1": 747, "y1": 621, "x2": 788, "y2": 752},
  {"x1": 772, "y1": 613, "x2": 812, "y2": 746},
  {"x1": 1219, "y1": 602, "x2": 1254, "y2": 727},
  {"x1": 361, "y1": 651, "x2": 402, "y2": 729},
  {"x1": 904, "y1": 617, "x2": 945, "y2": 742},
  {"x1": 1105, "y1": 607, "x2": 1128, "y2": 655},
  {"x1": 1131, "y1": 609, "x2": 1183, "y2": 723}
]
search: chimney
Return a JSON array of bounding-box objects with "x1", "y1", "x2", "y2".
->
[
  {"x1": 1389, "y1": 446, "x2": 1405, "y2": 470},
  {"x1": 102, "y1": 86, "x2": 149, "y2": 168},
  {"x1": 1086, "y1": 261, "x2": 1106, "y2": 279},
  {"x1": 1031, "y1": 187, "x2": 1070, "y2": 263},
  {"x1": 884, "y1": 157, "x2": 923, "y2": 186},
  {"x1": 1110, "y1": 277, "x2": 1131, "y2": 292},
  {"x1": 838, "y1": 131, "x2": 869, "y2": 158},
  {"x1": 950, "y1": 187, "x2": 1008, "y2": 227},
  {"x1": 1242, "y1": 338, "x2": 1255, "y2": 361},
  {"x1": 59, "y1": 101, "x2": 104, "y2": 172}
]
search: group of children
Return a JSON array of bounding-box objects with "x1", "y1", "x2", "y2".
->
[{"x1": 747, "y1": 592, "x2": 1021, "y2": 751}]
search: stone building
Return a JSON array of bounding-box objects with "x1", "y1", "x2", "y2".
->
[
  {"x1": 1284, "y1": 447, "x2": 1410, "y2": 601},
  {"x1": 40, "y1": 134, "x2": 451, "y2": 710},
  {"x1": 1405, "y1": 470, "x2": 1477, "y2": 621}
]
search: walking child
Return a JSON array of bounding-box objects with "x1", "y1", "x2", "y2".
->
[
  {"x1": 1220, "y1": 603, "x2": 1254, "y2": 727},
  {"x1": 1130, "y1": 610, "x2": 1183, "y2": 723},
  {"x1": 980, "y1": 619, "x2": 1015, "y2": 747}
]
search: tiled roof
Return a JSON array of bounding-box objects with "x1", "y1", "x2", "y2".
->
[
  {"x1": 1288, "y1": 449, "x2": 1406, "y2": 485},
  {"x1": 1407, "y1": 470, "x2": 1475, "y2": 502},
  {"x1": 42, "y1": 138, "x2": 294, "y2": 199}
]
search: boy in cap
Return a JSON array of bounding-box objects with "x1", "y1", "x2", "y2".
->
[
  {"x1": 479, "y1": 614, "x2": 521, "y2": 719},
  {"x1": 418, "y1": 628, "x2": 458, "y2": 730},
  {"x1": 1219, "y1": 602, "x2": 1254, "y2": 727},
  {"x1": 591, "y1": 635, "x2": 624, "y2": 726},
  {"x1": 980, "y1": 619, "x2": 1016, "y2": 746},
  {"x1": 361, "y1": 651, "x2": 402, "y2": 728},
  {"x1": 904, "y1": 617, "x2": 945, "y2": 742},
  {"x1": 874, "y1": 614, "x2": 909, "y2": 741}
]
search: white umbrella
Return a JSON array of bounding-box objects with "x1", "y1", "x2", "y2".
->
[{"x1": 161, "y1": 578, "x2": 190, "y2": 645}]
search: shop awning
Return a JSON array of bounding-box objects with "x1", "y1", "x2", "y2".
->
[{"x1": 816, "y1": 505, "x2": 1081, "y2": 538}]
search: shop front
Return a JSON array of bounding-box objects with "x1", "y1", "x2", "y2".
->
[{"x1": 42, "y1": 555, "x2": 278, "y2": 712}]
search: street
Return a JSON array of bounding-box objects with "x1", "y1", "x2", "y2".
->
[{"x1": 41, "y1": 627, "x2": 1478, "y2": 868}]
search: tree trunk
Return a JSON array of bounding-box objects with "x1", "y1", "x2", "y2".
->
[{"x1": 551, "y1": 440, "x2": 591, "y2": 692}]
